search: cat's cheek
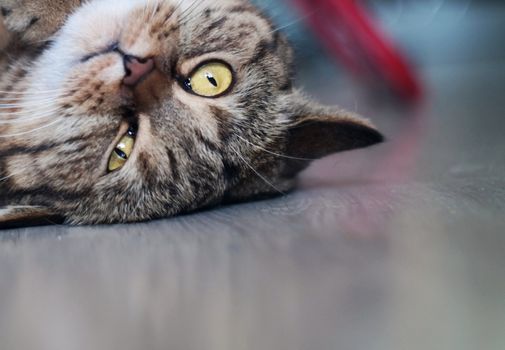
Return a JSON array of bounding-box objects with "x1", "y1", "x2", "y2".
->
[
  {"x1": 63, "y1": 55, "x2": 126, "y2": 114},
  {"x1": 4, "y1": 152, "x2": 94, "y2": 192},
  {"x1": 4, "y1": 156, "x2": 38, "y2": 189},
  {"x1": 171, "y1": 87, "x2": 232, "y2": 141},
  {"x1": 97, "y1": 63, "x2": 131, "y2": 113}
]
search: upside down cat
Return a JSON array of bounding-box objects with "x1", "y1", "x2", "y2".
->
[{"x1": 0, "y1": 0, "x2": 383, "y2": 226}]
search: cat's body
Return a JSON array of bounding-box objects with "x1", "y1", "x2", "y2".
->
[{"x1": 0, "y1": 0, "x2": 382, "y2": 226}]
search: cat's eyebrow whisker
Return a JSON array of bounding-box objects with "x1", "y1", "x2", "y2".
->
[
  {"x1": 172, "y1": 0, "x2": 188, "y2": 16},
  {"x1": 178, "y1": 0, "x2": 205, "y2": 24},
  {"x1": 0, "y1": 118, "x2": 63, "y2": 138},
  {"x1": 178, "y1": 0, "x2": 201, "y2": 17},
  {"x1": 148, "y1": 0, "x2": 159, "y2": 21},
  {"x1": 143, "y1": 0, "x2": 164, "y2": 22},
  {"x1": 230, "y1": 145, "x2": 286, "y2": 195},
  {"x1": 141, "y1": 0, "x2": 151, "y2": 19},
  {"x1": 235, "y1": 134, "x2": 316, "y2": 161},
  {"x1": 268, "y1": 9, "x2": 319, "y2": 35},
  {"x1": 267, "y1": 9, "x2": 320, "y2": 36},
  {"x1": 156, "y1": 0, "x2": 185, "y2": 25}
]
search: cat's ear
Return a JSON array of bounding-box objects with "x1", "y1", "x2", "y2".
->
[
  {"x1": 0, "y1": 206, "x2": 62, "y2": 229},
  {"x1": 282, "y1": 94, "x2": 384, "y2": 175}
]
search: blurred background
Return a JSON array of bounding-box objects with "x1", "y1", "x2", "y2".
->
[
  {"x1": 253, "y1": 0, "x2": 505, "y2": 191},
  {"x1": 1, "y1": 1, "x2": 505, "y2": 350},
  {"x1": 256, "y1": 0, "x2": 505, "y2": 85}
]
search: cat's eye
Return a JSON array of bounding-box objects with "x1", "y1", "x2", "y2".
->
[
  {"x1": 183, "y1": 61, "x2": 234, "y2": 98},
  {"x1": 108, "y1": 127, "x2": 137, "y2": 172}
]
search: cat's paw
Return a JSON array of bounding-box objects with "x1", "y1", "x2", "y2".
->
[{"x1": 0, "y1": 0, "x2": 78, "y2": 44}]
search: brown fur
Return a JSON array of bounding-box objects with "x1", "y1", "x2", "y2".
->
[{"x1": 0, "y1": 0, "x2": 383, "y2": 226}]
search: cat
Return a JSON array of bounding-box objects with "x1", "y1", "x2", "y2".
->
[{"x1": 0, "y1": 0, "x2": 383, "y2": 226}]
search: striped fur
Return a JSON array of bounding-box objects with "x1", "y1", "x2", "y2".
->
[{"x1": 0, "y1": 0, "x2": 383, "y2": 226}]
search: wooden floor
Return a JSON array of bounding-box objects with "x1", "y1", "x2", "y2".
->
[{"x1": 1, "y1": 4, "x2": 505, "y2": 350}]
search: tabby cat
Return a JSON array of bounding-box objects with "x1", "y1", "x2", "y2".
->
[{"x1": 0, "y1": 0, "x2": 383, "y2": 226}]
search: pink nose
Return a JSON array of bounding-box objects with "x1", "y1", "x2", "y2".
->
[{"x1": 123, "y1": 56, "x2": 155, "y2": 86}]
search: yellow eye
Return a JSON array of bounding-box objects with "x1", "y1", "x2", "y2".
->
[
  {"x1": 108, "y1": 129, "x2": 136, "y2": 172},
  {"x1": 184, "y1": 61, "x2": 234, "y2": 97}
]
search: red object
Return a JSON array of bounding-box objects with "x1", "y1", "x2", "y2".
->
[{"x1": 294, "y1": 0, "x2": 422, "y2": 101}]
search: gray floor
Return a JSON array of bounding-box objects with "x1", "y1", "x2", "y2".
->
[{"x1": 1, "y1": 3, "x2": 505, "y2": 350}]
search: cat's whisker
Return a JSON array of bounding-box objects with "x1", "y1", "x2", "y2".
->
[
  {"x1": 0, "y1": 171, "x2": 23, "y2": 183},
  {"x1": 0, "y1": 102, "x2": 62, "y2": 111},
  {"x1": 0, "y1": 96, "x2": 57, "y2": 104},
  {"x1": 0, "y1": 111, "x2": 61, "y2": 124},
  {"x1": 1, "y1": 205, "x2": 44, "y2": 210},
  {"x1": 0, "y1": 103, "x2": 53, "y2": 110},
  {"x1": 0, "y1": 114, "x2": 60, "y2": 124},
  {"x1": 0, "y1": 89, "x2": 61, "y2": 96},
  {"x1": 0, "y1": 117, "x2": 63, "y2": 138},
  {"x1": 235, "y1": 134, "x2": 315, "y2": 161},
  {"x1": 0, "y1": 98, "x2": 64, "y2": 109},
  {"x1": 0, "y1": 87, "x2": 78, "y2": 100},
  {"x1": 0, "y1": 93, "x2": 60, "y2": 100},
  {"x1": 230, "y1": 145, "x2": 286, "y2": 195},
  {"x1": 0, "y1": 89, "x2": 66, "y2": 102},
  {"x1": 0, "y1": 76, "x2": 85, "y2": 90},
  {"x1": 0, "y1": 106, "x2": 63, "y2": 118},
  {"x1": 0, "y1": 114, "x2": 62, "y2": 126},
  {"x1": 227, "y1": 112, "x2": 278, "y2": 134}
]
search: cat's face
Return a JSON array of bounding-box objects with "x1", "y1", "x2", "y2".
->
[{"x1": 0, "y1": 0, "x2": 382, "y2": 225}]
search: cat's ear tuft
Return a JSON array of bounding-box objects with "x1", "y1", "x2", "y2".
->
[
  {"x1": 281, "y1": 94, "x2": 384, "y2": 175},
  {"x1": 0, "y1": 206, "x2": 63, "y2": 229}
]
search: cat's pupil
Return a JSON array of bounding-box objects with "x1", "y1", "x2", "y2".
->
[
  {"x1": 183, "y1": 79, "x2": 192, "y2": 91},
  {"x1": 205, "y1": 73, "x2": 218, "y2": 87},
  {"x1": 114, "y1": 148, "x2": 128, "y2": 160}
]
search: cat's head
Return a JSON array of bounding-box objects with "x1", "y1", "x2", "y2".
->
[{"x1": 0, "y1": 0, "x2": 383, "y2": 225}]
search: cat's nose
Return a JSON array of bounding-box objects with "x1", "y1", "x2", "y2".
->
[{"x1": 123, "y1": 55, "x2": 155, "y2": 86}]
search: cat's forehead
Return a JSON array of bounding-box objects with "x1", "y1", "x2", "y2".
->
[{"x1": 177, "y1": 0, "x2": 275, "y2": 60}]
